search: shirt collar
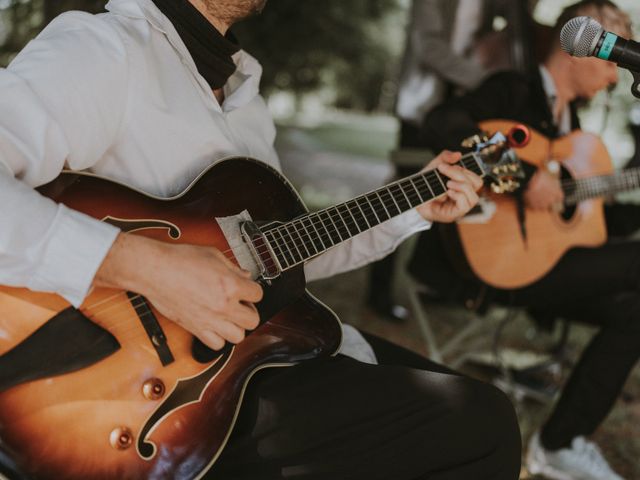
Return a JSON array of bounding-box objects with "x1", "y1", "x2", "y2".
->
[
  {"x1": 539, "y1": 64, "x2": 571, "y2": 135},
  {"x1": 539, "y1": 65, "x2": 557, "y2": 103},
  {"x1": 105, "y1": 0, "x2": 262, "y2": 111}
]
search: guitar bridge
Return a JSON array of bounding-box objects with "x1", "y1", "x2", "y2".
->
[{"x1": 241, "y1": 221, "x2": 282, "y2": 281}]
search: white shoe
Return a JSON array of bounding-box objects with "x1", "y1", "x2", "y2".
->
[{"x1": 526, "y1": 432, "x2": 625, "y2": 480}]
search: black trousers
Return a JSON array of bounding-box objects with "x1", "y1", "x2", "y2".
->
[
  {"x1": 210, "y1": 333, "x2": 521, "y2": 480},
  {"x1": 489, "y1": 239, "x2": 640, "y2": 451},
  {"x1": 408, "y1": 204, "x2": 640, "y2": 451},
  {"x1": 0, "y1": 335, "x2": 519, "y2": 480}
]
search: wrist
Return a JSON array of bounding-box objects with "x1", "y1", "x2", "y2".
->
[{"x1": 94, "y1": 233, "x2": 159, "y2": 293}]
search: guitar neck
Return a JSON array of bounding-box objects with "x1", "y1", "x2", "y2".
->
[
  {"x1": 564, "y1": 167, "x2": 640, "y2": 205},
  {"x1": 262, "y1": 153, "x2": 484, "y2": 271}
]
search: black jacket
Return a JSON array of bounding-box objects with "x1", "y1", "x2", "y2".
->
[{"x1": 408, "y1": 68, "x2": 580, "y2": 305}]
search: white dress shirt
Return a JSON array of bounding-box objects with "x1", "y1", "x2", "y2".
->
[
  {"x1": 0, "y1": 0, "x2": 430, "y2": 308},
  {"x1": 539, "y1": 65, "x2": 571, "y2": 136}
]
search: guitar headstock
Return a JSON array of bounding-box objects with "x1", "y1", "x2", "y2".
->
[{"x1": 464, "y1": 125, "x2": 528, "y2": 194}]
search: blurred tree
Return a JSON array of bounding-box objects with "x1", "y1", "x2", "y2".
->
[
  {"x1": 0, "y1": 0, "x2": 104, "y2": 64},
  {"x1": 233, "y1": 0, "x2": 402, "y2": 111},
  {"x1": 0, "y1": 0, "x2": 402, "y2": 111}
]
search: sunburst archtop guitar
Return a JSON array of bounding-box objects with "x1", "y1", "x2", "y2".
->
[{"x1": 0, "y1": 131, "x2": 524, "y2": 480}]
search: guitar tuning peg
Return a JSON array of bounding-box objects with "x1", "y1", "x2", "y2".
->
[
  {"x1": 491, "y1": 183, "x2": 505, "y2": 194},
  {"x1": 461, "y1": 133, "x2": 490, "y2": 149}
]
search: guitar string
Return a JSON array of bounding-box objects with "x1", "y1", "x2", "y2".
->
[
  {"x1": 81, "y1": 171, "x2": 632, "y2": 338},
  {"x1": 225, "y1": 157, "x2": 479, "y2": 262},
  {"x1": 82, "y1": 167, "x2": 461, "y2": 316},
  {"x1": 82, "y1": 157, "x2": 485, "y2": 315},
  {"x1": 563, "y1": 174, "x2": 640, "y2": 203},
  {"x1": 243, "y1": 157, "x2": 483, "y2": 267}
]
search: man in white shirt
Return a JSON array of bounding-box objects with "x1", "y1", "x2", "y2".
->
[{"x1": 0, "y1": 0, "x2": 521, "y2": 478}]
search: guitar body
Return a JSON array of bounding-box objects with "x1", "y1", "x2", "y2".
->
[
  {"x1": 0, "y1": 158, "x2": 342, "y2": 479},
  {"x1": 457, "y1": 120, "x2": 611, "y2": 289}
]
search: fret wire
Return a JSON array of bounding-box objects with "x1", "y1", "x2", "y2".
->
[
  {"x1": 382, "y1": 186, "x2": 402, "y2": 215},
  {"x1": 327, "y1": 207, "x2": 351, "y2": 239},
  {"x1": 301, "y1": 217, "x2": 325, "y2": 253},
  {"x1": 282, "y1": 224, "x2": 305, "y2": 261},
  {"x1": 337, "y1": 203, "x2": 362, "y2": 236},
  {"x1": 264, "y1": 158, "x2": 490, "y2": 270},
  {"x1": 270, "y1": 228, "x2": 293, "y2": 268},
  {"x1": 419, "y1": 174, "x2": 436, "y2": 197},
  {"x1": 424, "y1": 171, "x2": 445, "y2": 196},
  {"x1": 278, "y1": 227, "x2": 300, "y2": 266},
  {"x1": 264, "y1": 229, "x2": 288, "y2": 268},
  {"x1": 307, "y1": 215, "x2": 328, "y2": 250},
  {"x1": 411, "y1": 177, "x2": 433, "y2": 200},
  {"x1": 433, "y1": 170, "x2": 448, "y2": 192},
  {"x1": 331, "y1": 205, "x2": 354, "y2": 237},
  {"x1": 408, "y1": 177, "x2": 427, "y2": 203},
  {"x1": 357, "y1": 196, "x2": 381, "y2": 226},
  {"x1": 273, "y1": 177, "x2": 438, "y2": 266},
  {"x1": 313, "y1": 212, "x2": 337, "y2": 248},
  {"x1": 319, "y1": 209, "x2": 344, "y2": 243},
  {"x1": 348, "y1": 200, "x2": 371, "y2": 232},
  {"x1": 355, "y1": 197, "x2": 374, "y2": 228},
  {"x1": 374, "y1": 191, "x2": 393, "y2": 219},
  {"x1": 287, "y1": 220, "x2": 314, "y2": 259},
  {"x1": 398, "y1": 182, "x2": 416, "y2": 210},
  {"x1": 275, "y1": 227, "x2": 300, "y2": 265},
  {"x1": 263, "y1": 230, "x2": 287, "y2": 268},
  {"x1": 401, "y1": 178, "x2": 421, "y2": 202},
  {"x1": 294, "y1": 217, "x2": 320, "y2": 256},
  {"x1": 294, "y1": 220, "x2": 317, "y2": 257},
  {"x1": 389, "y1": 183, "x2": 411, "y2": 211}
]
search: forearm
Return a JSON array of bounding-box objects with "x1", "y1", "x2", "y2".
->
[
  {"x1": 305, "y1": 209, "x2": 430, "y2": 282},
  {"x1": 0, "y1": 172, "x2": 119, "y2": 306}
]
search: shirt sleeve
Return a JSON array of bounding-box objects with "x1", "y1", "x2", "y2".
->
[
  {"x1": 0, "y1": 12, "x2": 128, "y2": 306},
  {"x1": 304, "y1": 209, "x2": 431, "y2": 282}
]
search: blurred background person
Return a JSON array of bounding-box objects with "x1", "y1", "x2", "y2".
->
[{"x1": 367, "y1": 0, "x2": 540, "y2": 321}]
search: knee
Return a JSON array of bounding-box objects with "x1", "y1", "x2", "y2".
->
[
  {"x1": 447, "y1": 377, "x2": 522, "y2": 473},
  {"x1": 461, "y1": 379, "x2": 519, "y2": 440}
]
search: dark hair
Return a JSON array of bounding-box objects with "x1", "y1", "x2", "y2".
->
[{"x1": 553, "y1": 0, "x2": 629, "y2": 36}]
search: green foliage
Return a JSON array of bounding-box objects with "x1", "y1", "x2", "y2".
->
[
  {"x1": 232, "y1": 0, "x2": 402, "y2": 111},
  {"x1": 0, "y1": 0, "x2": 403, "y2": 111},
  {"x1": 0, "y1": 0, "x2": 104, "y2": 64}
]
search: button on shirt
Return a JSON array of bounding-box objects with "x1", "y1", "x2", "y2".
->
[{"x1": 0, "y1": 0, "x2": 430, "y2": 307}]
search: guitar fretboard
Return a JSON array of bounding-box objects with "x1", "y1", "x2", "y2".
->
[
  {"x1": 564, "y1": 167, "x2": 640, "y2": 205},
  {"x1": 262, "y1": 154, "x2": 484, "y2": 271}
]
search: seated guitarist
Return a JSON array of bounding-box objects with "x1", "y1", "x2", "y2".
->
[
  {"x1": 411, "y1": 1, "x2": 637, "y2": 479},
  {"x1": 0, "y1": 0, "x2": 522, "y2": 479}
]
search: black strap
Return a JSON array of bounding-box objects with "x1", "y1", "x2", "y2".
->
[{"x1": 127, "y1": 293, "x2": 175, "y2": 366}]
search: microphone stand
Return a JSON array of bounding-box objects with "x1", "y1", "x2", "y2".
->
[
  {"x1": 617, "y1": 57, "x2": 640, "y2": 98},
  {"x1": 627, "y1": 69, "x2": 640, "y2": 99}
]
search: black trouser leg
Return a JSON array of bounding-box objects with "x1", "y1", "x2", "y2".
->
[
  {"x1": 211, "y1": 337, "x2": 521, "y2": 480},
  {"x1": 492, "y1": 241, "x2": 640, "y2": 450},
  {"x1": 366, "y1": 252, "x2": 396, "y2": 309},
  {"x1": 539, "y1": 292, "x2": 640, "y2": 449}
]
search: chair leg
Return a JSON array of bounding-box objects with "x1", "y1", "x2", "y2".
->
[{"x1": 406, "y1": 280, "x2": 443, "y2": 363}]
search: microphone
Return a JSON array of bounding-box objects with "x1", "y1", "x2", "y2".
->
[{"x1": 560, "y1": 16, "x2": 640, "y2": 98}]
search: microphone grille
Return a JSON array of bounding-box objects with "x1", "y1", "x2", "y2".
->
[{"x1": 560, "y1": 16, "x2": 604, "y2": 57}]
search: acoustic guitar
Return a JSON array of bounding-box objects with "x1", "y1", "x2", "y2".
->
[
  {"x1": 0, "y1": 131, "x2": 523, "y2": 480},
  {"x1": 457, "y1": 119, "x2": 639, "y2": 290}
]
